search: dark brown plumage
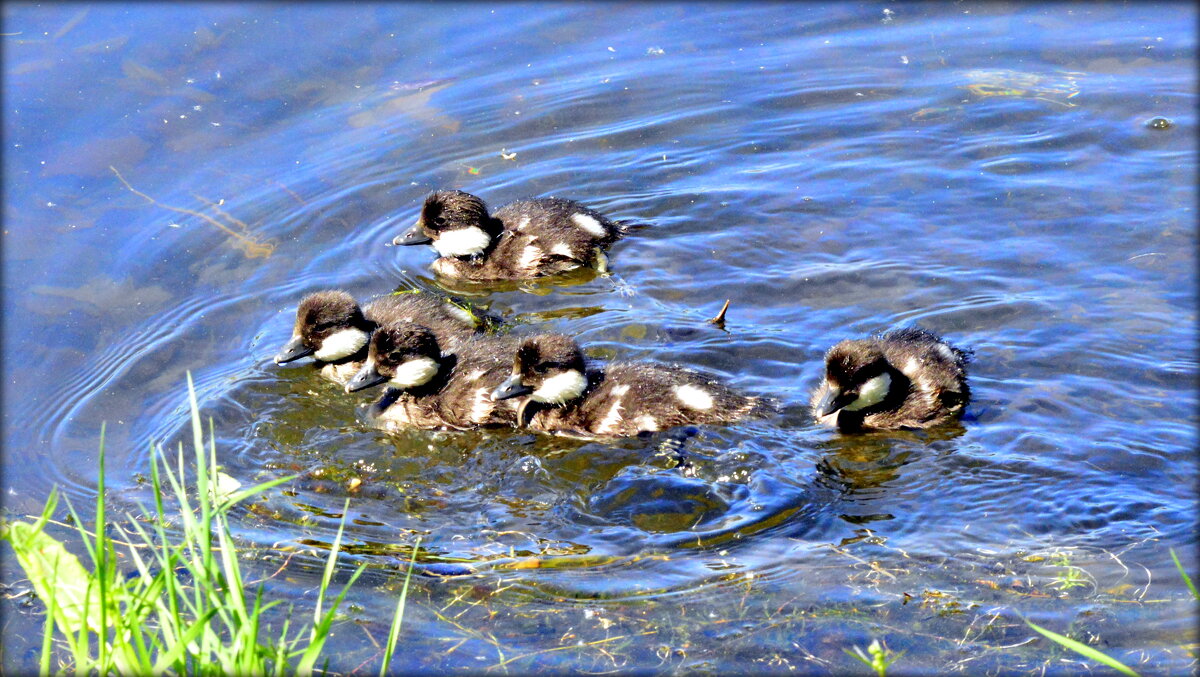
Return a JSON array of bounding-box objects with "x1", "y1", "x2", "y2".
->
[
  {"x1": 491, "y1": 334, "x2": 771, "y2": 439},
  {"x1": 811, "y1": 327, "x2": 971, "y2": 431},
  {"x1": 391, "y1": 190, "x2": 629, "y2": 281},
  {"x1": 344, "y1": 323, "x2": 522, "y2": 431},
  {"x1": 272, "y1": 290, "x2": 494, "y2": 385}
]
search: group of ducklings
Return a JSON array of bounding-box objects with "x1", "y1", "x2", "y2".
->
[{"x1": 274, "y1": 190, "x2": 971, "y2": 440}]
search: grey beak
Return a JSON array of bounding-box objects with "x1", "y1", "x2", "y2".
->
[
  {"x1": 491, "y1": 374, "x2": 533, "y2": 401},
  {"x1": 392, "y1": 222, "x2": 433, "y2": 246},
  {"x1": 815, "y1": 388, "x2": 856, "y2": 417},
  {"x1": 345, "y1": 364, "x2": 389, "y2": 393},
  {"x1": 274, "y1": 336, "x2": 313, "y2": 364}
]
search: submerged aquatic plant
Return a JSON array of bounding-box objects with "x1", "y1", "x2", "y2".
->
[
  {"x1": 845, "y1": 638, "x2": 903, "y2": 677},
  {"x1": 0, "y1": 374, "x2": 409, "y2": 675}
]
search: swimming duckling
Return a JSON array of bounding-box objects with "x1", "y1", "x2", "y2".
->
[
  {"x1": 273, "y1": 290, "x2": 493, "y2": 385},
  {"x1": 391, "y1": 189, "x2": 629, "y2": 281},
  {"x1": 489, "y1": 334, "x2": 770, "y2": 439},
  {"x1": 343, "y1": 323, "x2": 521, "y2": 430},
  {"x1": 811, "y1": 327, "x2": 971, "y2": 431}
]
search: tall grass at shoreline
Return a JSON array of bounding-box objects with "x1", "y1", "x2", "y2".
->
[{"x1": 1, "y1": 375, "x2": 412, "y2": 675}]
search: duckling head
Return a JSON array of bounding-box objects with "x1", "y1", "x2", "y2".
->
[
  {"x1": 345, "y1": 323, "x2": 443, "y2": 393},
  {"x1": 814, "y1": 341, "x2": 898, "y2": 417},
  {"x1": 392, "y1": 190, "x2": 497, "y2": 258},
  {"x1": 274, "y1": 291, "x2": 371, "y2": 365},
  {"x1": 491, "y1": 334, "x2": 588, "y2": 410}
]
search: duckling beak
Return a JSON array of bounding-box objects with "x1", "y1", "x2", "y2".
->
[
  {"x1": 345, "y1": 364, "x2": 389, "y2": 393},
  {"x1": 816, "y1": 388, "x2": 857, "y2": 417},
  {"x1": 392, "y1": 222, "x2": 433, "y2": 246},
  {"x1": 491, "y1": 374, "x2": 533, "y2": 401},
  {"x1": 274, "y1": 336, "x2": 313, "y2": 364}
]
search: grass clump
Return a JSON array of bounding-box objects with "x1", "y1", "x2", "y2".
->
[{"x1": 1, "y1": 374, "x2": 411, "y2": 675}]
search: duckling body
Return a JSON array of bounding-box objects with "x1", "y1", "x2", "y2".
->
[
  {"x1": 273, "y1": 290, "x2": 493, "y2": 386},
  {"x1": 490, "y1": 335, "x2": 769, "y2": 439},
  {"x1": 811, "y1": 328, "x2": 970, "y2": 431},
  {"x1": 344, "y1": 324, "x2": 522, "y2": 431},
  {"x1": 392, "y1": 190, "x2": 627, "y2": 281}
]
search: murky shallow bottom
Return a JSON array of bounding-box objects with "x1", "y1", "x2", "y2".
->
[{"x1": 3, "y1": 2, "x2": 1197, "y2": 673}]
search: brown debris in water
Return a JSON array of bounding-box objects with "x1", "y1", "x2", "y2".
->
[{"x1": 110, "y1": 165, "x2": 276, "y2": 258}]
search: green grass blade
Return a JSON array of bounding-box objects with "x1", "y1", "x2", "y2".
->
[
  {"x1": 1169, "y1": 548, "x2": 1198, "y2": 601},
  {"x1": 150, "y1": 608, "x2": 219, "y2": 673},
  {"x1": 1025, "y1": 619, "x2": 1139, "y2": 677},
  {"x1": 380, "y1": 537, "x2": 420, "y2": 677}
]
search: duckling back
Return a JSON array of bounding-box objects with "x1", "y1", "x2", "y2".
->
[{"x1": 526, "y1": 362, "x2": 770, "y2": 439}]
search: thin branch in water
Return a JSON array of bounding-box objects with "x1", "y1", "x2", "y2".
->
[{"x1": 110, "y1": 165, "x2": 276, "y2": 259}]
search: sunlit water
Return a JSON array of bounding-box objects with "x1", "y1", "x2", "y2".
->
[{"x1": 3, "y1": 3, "x2": 1196, "y2": 673}]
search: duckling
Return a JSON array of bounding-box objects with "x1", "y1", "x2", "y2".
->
[
  {"x1": 489, "y1": 334, "x2": 770, "y2": 439},
  {"x1": 343, "y1": 323, "x2": 521, "y2": 430},
  {"x1": 272, "y1": 290, "x2": 493, "y2": 385},
  {"x1": 391, "y1": 189, "x2": 629, "y2": 281},
  {"x1": 811, "y1": 327, "x2": 971, "y2": 431}
]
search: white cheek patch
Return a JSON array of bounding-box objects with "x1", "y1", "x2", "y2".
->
[
  {"x1": 314, "y1": 328, "x2": 369, "y2": 361},
  {"x1": 432, "y1": 226, "x2": 491, "y2": 258},
  {"x1": 674, "y1": 384, "x2": 715, "y2": 410},
  {"x1": 843, "y1": 373, "x2": 892, "y2": 411},
  {"x1": 388, "y1": 357, "x2": 440, "y2": 388},
  {"x1": 531, "y1": 369, "x2": 587, "y2": 404},
  {"x1": 571, "y1": 213, "x2": 607, "y2": 237}
]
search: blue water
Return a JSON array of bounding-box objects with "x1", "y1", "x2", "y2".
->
[{"x1": 3, "y1": 3, "x2": 1196, "y2": 673}]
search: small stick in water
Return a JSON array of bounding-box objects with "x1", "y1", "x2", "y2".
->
[{"x1": 708, "y1": 299, "x2": 731, "y2": 327}]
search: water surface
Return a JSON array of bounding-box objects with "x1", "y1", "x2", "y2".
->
[{"x1": 3, "y1": 2, "x2": 1196, "y2": 673}]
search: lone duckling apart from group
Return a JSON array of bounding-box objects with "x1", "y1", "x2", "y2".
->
[
  {"x1": 344, "y1": 323, "x2": 521, "y2": 430},
  {"x1": 490, "y1": 334, "x2": 770, "y2": 439},
  {"x1": 273, "y1": 290, "x2": 490, "y2": 385},
  {"x1": 811, "y1": 328, "x2": 971, "y2": 431},
  {"x1": 392, "y1": 190, "x2": 628, "y2": 281}
]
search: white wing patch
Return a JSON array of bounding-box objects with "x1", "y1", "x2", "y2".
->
[
  {"x1": 551, "y1": 242, "x2": 576, "y2": 259},
  {"x1": 519, "y1": 245, "x2": 544, "y2": 270},
  {"x1": 432, "y1": 226, "x2": 491, "y2": 258},
  {"x1": 314, "y1": 328, "x2": 369, "y2": 361},
  {"x1": 674, "y1": 384, "x2": 714, "y2": 410},
  {"x1": 389, "y1": 357, "x2": 440, "y2": 388},
  {"x1": 936, "y1": 343, "x2": 956, "y2": 361},
  {"x1": 597, "y1": 397, "x2": 624, "y2": 434},
  {"x1": 470, "y1": 386, "x2": 492, "y2": 422},
  {"x1": 635, "y1": 415, "x2": 659, "y2": 432},
  {"x1": 444, "y1": 303, "x2": 477, "y2": 327},
  {"x1": 571, "y1": 213, "x2": 607, "y2": 237},
  {"x1": 901, "y1": 357, "x2": 921, "y2": 379}
]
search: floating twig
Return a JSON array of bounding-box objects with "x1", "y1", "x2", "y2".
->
[
  {"x1": 708, "y1": 299, "x2": 732, "y2": 327},
  {"x1": 111, "y1": 165, "x2": 276, "y2": 258}
]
